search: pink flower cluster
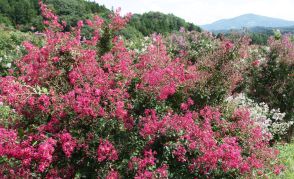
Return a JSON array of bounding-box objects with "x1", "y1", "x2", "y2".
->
[
  {"x1": 138, "y1": 107, "x2": 279, "y2": 176},
  {"x1": 106, "y1": 170, "x2": 120, "y2": 179},
  {"x1": 223, "y1": 40, "x2": 234, "y2": 52},
  {"x1": 37, "y1": 138, "x2": 57, "y2": 172},
  {"x1": 130, "y1": 150, "x2": 168, "y2": 178},
  {"x1": 109, "y1": 8, "x2": 132, "y2": 31},
  {"x1": 136, "y1": 35, "x2": 200, "y2": 100},
  {"x1": 0, "y1": 129, "x2": 57, "y2": 176},
  {"x1": 268, "y1": 34, "x2": 294, "y2": 65},
  {"x1": 59, "y1": 133, "x2": 77, "y2": 158},
  {"x1": 97, "y1": 139, "x2": 118, "y2": 162}
]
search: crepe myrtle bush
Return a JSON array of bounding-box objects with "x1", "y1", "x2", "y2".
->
[
  {"x1": 245, "y1": 33, "x2": 294, "y2": 139},
  {"x1": 165, "y1": 29, "x2": 252, "y2": 108},
  {"x1": 0, "y1": 1, "x2": 282, "y2": 178}
]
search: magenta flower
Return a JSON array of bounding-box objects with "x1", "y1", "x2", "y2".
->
[{"x1": 97, "y1": 139, "x2": 118, "y2": 162}]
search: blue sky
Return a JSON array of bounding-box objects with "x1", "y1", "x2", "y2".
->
[{"x1": 94, "y1": 0, "x2": 294, "y2": 25}]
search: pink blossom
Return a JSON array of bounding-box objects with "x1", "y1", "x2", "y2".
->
[
  {"x1": 59, "y1": 133, "x2": 77, "y2": 158},
  {"x1": 252, "y1": 59, "x2": 260, "y2": 67},
  {"x1": 172, "y1": 145, "x2": 187, "y2": 162},
  {"x1": 37, "y1": 138, "x2": 57, "y2": 172},
  {"x1": 106, "y1": 170, "x2": 120, "y2": 179},
  {"x1": 97, "y1": 139, "x2": 118, "y2": 162}
]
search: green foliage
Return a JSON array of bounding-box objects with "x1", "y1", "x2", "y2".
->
[
  {"x1": 0, "y1": 0, "x2": 201, "y2": 38},
  {"x1": 246, "y1": 35, "x2": 294, "y2": 140},
  {"x1": 270, "y1": 143, "x2": 294, "y2": 178},
  {"x1": 0, "y1": 14, "x2": 12, "y2": 27},
  {"x1": 0, "y1": 0, "x2": 110, "y2": 31},
  {"x1": 98, "y1": 27, "x2": 113, "y2": 56},
  {"x1": 84, "y1": 0, "x2": 110, "y2": 19},
  {"x1": 129, "y1": 12, "x2": 201, "y2": 36},
  {"x1": 166, "y1": 30, "x2": 251, "y2": 108},
  {"x1": 0, "y1": 27, "x2": 42, "y2": 76},
  {"x1": 0, "y1": 104, "x2": 20, "y2": 128},
  {"x1": 120, "y1": 25, "x2": 144, "y2": 40},
  {"x1": 249, "y1": 60, "x2": 294, "y2": 138},
  {"x1": 250, "y1": 58, "x2": 293, "y2": 114},
  {"x1": 0, "y1": 0, "x2": 39, "y2": 30},
  {"x1": 45, "y1": 0, "x2": 91, "y2": 29},
  {"x1": 250, "y1": 33, "x2": 268, "y2": 45}
]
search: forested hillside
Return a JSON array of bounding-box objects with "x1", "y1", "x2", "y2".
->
[
  {"x1": 0, "y1": 0, "x2": 109, "y2": 30},
  {"x1": 0, "y1": 0, "x2": 200, "y2": 37}
]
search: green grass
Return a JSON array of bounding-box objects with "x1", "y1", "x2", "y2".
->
[{"x1": 270, "y1": 142, "x2": 294, "y2": 179}]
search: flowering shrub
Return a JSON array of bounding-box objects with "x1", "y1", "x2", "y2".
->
[
  {"x1": 245, "y1": 33, "x2": 294, "y2": 139},
  {"x1": 165, "y1": 29, "x2": 252, "y2": 107},
  {"x1": 227, "y1": 93, "x2": 293, "y2": 139},
  {"x1": 0, "y1": 27, "x2": 42, "y2": 77},
  {"x1": 97, "y1": 139, "x2": 118, "y2": 162},
  {"x1": 0, "y1": 1, "x2": 283, "y2": 178},
  {"x1": 125, "y1": 36, "x2": 152, "y2": 55},
  {"x1": 166, "y1": 29, "x2": 217, "y2": 61}
]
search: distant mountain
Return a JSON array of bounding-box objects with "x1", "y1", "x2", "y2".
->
[{"x1": 201, "y1": 14, "x2": 294, "y2": 31}]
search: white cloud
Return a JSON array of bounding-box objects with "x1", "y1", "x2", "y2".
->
[{"x1": 95, "y1": 0, "x2": 294, "y2": 25}]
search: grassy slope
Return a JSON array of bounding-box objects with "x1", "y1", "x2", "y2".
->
[{"x1": 271, "y1": 143, "x2": 294, "y2": 179}]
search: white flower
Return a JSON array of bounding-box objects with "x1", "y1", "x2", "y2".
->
[
  {"x1": 6, "y1": 63, "x2": 11, "y2": 68},
  {"x1": 264, "y1": 46, "x2": 270, "y2": 52},
  {"x1": 226, "y1": 93, "x2": 293, "y2": 136}
]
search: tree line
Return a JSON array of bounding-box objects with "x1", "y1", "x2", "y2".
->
[{"x1": 0, "y1": 0, "x2": 201, "y2": 38}]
